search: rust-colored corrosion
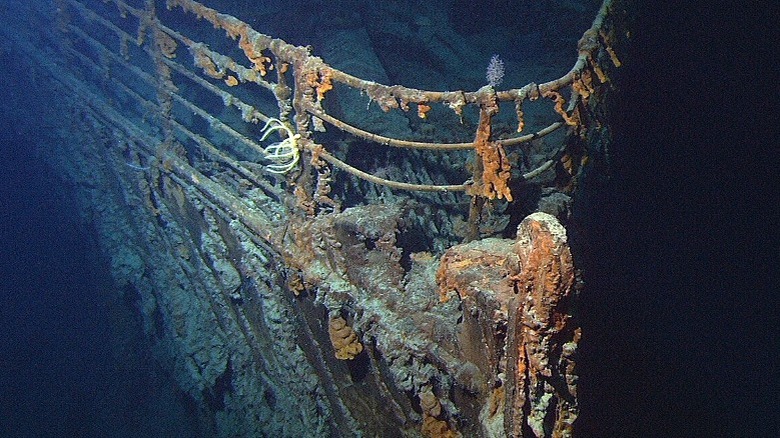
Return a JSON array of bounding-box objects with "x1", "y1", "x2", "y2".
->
[
  {"x1": 419, "y1": 386, "x2": 459, "y2": 438},
  {"x1": 328, "y1": 315, "x2": 363, "y2": 361},
  {"x1": 103, "y1": 0, "x2": 622, "y2": 205},
  {"x1": 469, "y1": 94, "x2": 513, "y2": 202},
  {"x1": 51, "y1": 0, "x2": 624, "y2": 435},
  {"x1": 164, "y1": 0, "x2": 608, "y2": 124},
  {"x1": 508, "y1": 212, "x2": 579, "y2": 437},
  {"x1": 437, "y1": 212, "x2": 579, "y2": 436}
]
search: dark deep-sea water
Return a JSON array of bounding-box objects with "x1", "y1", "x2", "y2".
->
[
  {"x1": 0, "y1": 5, "x2": 196, "y2": 432},
  {"x1": 575, "y1": 1, "x2": 778, "y2": 436},
  {"x1": 1, "y1": 0, "x2": 777, "y2": 437},
  {"x1": 0, "y1": 126, "x2": 197, "y2": 436}
]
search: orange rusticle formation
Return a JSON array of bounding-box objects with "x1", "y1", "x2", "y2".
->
[
  {"x1": 237, "y1": 27, "x2": 273, "y2": 77},
  {"x1": 305, "y1": 69, "x2": 334, "y2": 103},
  {"x1": 577, "y1": 27, "x2": 609, "y2": 85},
  {"x1": 471, "y1": 99, "x2": 513, "y2": 202},
  {"x1": 224, "y1": 75, "x2": 238, "y2": 86},
  {"x1": 600, "y1": 29, "x2": 622, "y2": 68},
  {"x1": 192, "y1": 49, "x2": 223, "y2": 79},
  {"x1": 572, "y1": 68, "x2": 596, "y2": 101},
  {"x1": 419, "y1": 387, "x2": 459, "y2": 438},
  {"x1": 478, "y1": 141, "x2": 511, "y2": 203},
  {"x1": 544, "y1": 90, "x2": 578, "y2": 126},
  {"x1": 286, "y1": 273, "x2": 306, "y2": 296},
  {"x1": 514, "y1": 99, "x2": 525, "y2": 133},
  {"x1": 167, "y1": 0, "x2": 274, "y2": 76},
  {"x1": 421, "y1": 415, "x2": 459, "y2": 438},
  {"x1": 417, "y1": 103, "x2": 431, "y2": 119},
  {"x1": 328, "y1": 316, "x2": 363, "y2": 360}
]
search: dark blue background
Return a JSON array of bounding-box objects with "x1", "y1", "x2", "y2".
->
[
  {"x1": 0, "y1": 0, "x2": 776, "y2": 436},
  {"x1": 576, "y1": 1, "x2": 778, "y2": 435}
]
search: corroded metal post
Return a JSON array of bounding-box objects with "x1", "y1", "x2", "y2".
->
[{"x1": 438, "y1": 212, "x2": 579, "y2": 436}]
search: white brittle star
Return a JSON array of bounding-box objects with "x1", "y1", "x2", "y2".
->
[{"x1": 258, "y1": 117, "x2": 300, "y2": 174}]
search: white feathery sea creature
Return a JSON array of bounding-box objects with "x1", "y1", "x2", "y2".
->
[{"x1": 258, "y1": 118, "x2": 300, "y2": 174}]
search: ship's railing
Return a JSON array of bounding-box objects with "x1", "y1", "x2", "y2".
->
[{"x1": 55, "y1": 0, "x2": 617, "y2": 217}]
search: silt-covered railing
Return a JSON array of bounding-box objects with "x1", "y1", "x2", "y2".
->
[{"x1": 55, "y1": 0, "x2": 619, "y2": 227}]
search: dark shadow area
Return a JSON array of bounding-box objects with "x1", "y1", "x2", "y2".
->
[
  {"x1": 576, "y1": 1, "x2": 778, "y2": 436},
  {"x1": 0, "y1": 97, "x2": 196, "y2": 438}
]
